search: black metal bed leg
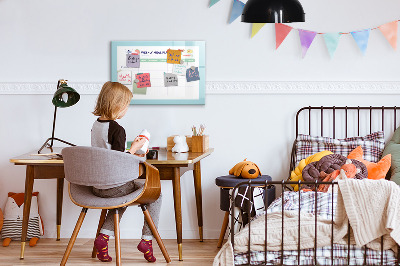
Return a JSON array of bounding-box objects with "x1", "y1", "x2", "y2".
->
[
  {"x1": 331, "y1": 183, "x2": 334, "y2": 266},
  {"x1": 281, "y1": 181, "x2": 285, "y2": 266},
  {"x1": 314, "y1": 180, "x2": 318, "y2": 266},
  {"x1": 264, "y1": 180, "x2": 268, "y2": 266},
  {"x1": 363, "y1": 245, "x2": 367, "y2": 266},
  {"x1": 381, "y1": 236, "x2": 384, "y2": 266},
  {"x1": 298, "y1": 180, "x2": 301, "y2": 266},
  {"x1": 347, "y1": 220, "x2": 351, "y2": 266},
  {"x1": 247, "y1": 181, "x2": 252, "y2": 265}
]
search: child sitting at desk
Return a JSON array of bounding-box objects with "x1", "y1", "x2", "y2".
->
[{"x1": 91, "y1": 81, "x2": 162, "y2": 263}]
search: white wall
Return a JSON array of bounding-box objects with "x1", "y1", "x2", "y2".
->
[{"x1": 1, "y1": 0, "x2": 400, "y2": 239}]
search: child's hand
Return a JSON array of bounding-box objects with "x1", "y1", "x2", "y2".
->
[
  {"x1": 129, "y1": 137, "x2": 147, "y2": 155},
  {"x1": 134, "y1": 149, "x2": 149, "y2": 157}
]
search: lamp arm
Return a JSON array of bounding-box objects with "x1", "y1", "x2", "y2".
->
[
  {"x1": 50, "y1": 105, "x2": 57, "y2": 148},
  {"x1": 50, "y1": 79, "x2": 61, "y2": 148}
]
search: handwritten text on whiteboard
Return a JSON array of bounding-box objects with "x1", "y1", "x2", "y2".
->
[
  {"x1": 136, "y1": 73, "x2": 151, "y2": 88},
  {"x1": 167, "y1": 49, "x2": 182, "y2": 64},
  {"x1": 126, "y1": 54, "x2": 140, "y2": 68},
  {"x1": 118, "y1": 71, "x2": 132, "y2": 85},
  {"x1": 186, "y1": 67, "x2": 200, "y2": 82},
  {"x1": 172, "y1": 64, "x2": 187, "y2": 76},
  {"x1": 164, "y1": 73, "x2": 178, "y2": 87}
]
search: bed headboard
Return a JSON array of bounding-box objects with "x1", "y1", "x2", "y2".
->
[
  {"x1": 290, "y1": 106, "x2": 400, "y2": 179},
  {"x1": 295, "y1": 106, "x2": 400, "y2": 138}
]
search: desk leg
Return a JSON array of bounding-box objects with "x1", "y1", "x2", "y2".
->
[
  {"x1": 193, "y1": 161, "x2": 203, "y2": 242},
  {"x1": 172, "y1": 167, "x2": 183, "y2": 261},
  {"x1": 20, "y1": 165, "x2": 35, "y2": 259},
  {"x1": 56, "y1": 178, "x2": 64, "y2": 241}
]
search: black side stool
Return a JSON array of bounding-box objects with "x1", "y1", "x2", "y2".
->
[{"x1": 215, "y1": 175, "x2": 275, "y2": 248}]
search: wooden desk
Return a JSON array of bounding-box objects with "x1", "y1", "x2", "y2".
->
[
  {"x1": 10, "y1": 147, "x2": 213, "y2": 261},
  {"x1": 146, "y1": 148, "x2": 213, "y2": 260}
]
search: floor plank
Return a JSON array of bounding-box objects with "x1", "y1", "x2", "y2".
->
[{"x1": 0, "y1": 239, "x2": 221, "y2": 265}]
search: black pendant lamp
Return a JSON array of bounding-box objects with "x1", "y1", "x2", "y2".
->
[{"x1": 242, "y1": 0, "x2": 305, "y2": 23}]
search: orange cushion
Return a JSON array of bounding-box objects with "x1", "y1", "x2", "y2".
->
[{"x1": 347, "y1": 146, "x2": 391, "y2": 180}]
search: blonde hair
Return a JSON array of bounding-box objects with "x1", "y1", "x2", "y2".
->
[{"x1": 93, "y1": 81, "x2": 133, "y2": 120}]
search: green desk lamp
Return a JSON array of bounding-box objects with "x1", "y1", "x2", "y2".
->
[{"x1": 38, "y1": 79, "x2": 80, "y2": 154}]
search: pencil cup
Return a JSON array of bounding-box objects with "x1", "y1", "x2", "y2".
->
[{"x1": 191, "y1": 135, "x2": 209, "y2": 153}]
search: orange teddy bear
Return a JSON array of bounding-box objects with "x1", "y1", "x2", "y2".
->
[{"x1": 229, "y1": 159, "x2": 261, "y2": 179}]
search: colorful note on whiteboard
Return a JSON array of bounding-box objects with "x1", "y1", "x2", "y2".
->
[
  {"x1": 126, "y1": 53, "x2": 140, "y2": 68},
  {"x1": 117, "y1": 70, "x2": 132, "y2": 85},
  {"x1": 172, "y1": 64, "x2": 186, "y2": 76},
  {"x1": 186, "y1": 67, "x2": 200, "y2": 82},
  {"x1": 164, "y1": 73, "x2": 178, "y2": 87},
  {"x1": 132, "y1": 83, "x2": 147, "y2": 95},
  {"x1": 136, "y1": 73, "x2": 151, "y2": 88},
  {"x1": 167, "y1": 49, "x2": 182, "y2": 64}
]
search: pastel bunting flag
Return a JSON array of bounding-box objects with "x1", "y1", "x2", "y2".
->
[
  {"x1": 378, "y1": 21, "x2": 398, "y2": 50},
  {"x1": 351, "y1": 29, "x2": 370, "y2": 55},
  {"x1": 229, "y1": 0, "x2": 245, "y2": 24},
  {"x1": 275, "y1": 23, "x2": 293, "y2": 49},
  {"x1": 323, "y1": 33, "x2": 341, "y2": 58},
  {"x1": 298, "y1": 29, "x2": 317, "y2": 58},
  {"x1": 251, "y1": 23, "x2": 266, "y2": 38},
  {"x1": 209, "y1": 0, "x2": 220, "y2": 7}
]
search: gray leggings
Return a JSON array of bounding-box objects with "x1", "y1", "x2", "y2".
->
[{"x1": 92, "y1": 180, "x2": 162, "y2": 240}]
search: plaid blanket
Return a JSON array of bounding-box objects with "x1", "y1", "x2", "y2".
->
[
  {"x1": 266, "y1": 190, "x2": 336, "y2": 220},
  {"x1": 234, "y1": 191, "x2": 397, "y2": 265},
  {"x1": 235, "y1": 244, "x2": 397, "y2": 265}
]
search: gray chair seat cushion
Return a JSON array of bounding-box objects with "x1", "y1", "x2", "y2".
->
[{"x1": 69, "y1": 180, "x2": 145, "y2": 208}]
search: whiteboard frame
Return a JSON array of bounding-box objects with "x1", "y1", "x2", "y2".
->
[{"x1": 111, "y1": 41, "x2": 205, "y2": 105}]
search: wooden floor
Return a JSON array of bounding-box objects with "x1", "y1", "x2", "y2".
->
[{"x1": 0, "y1": 239, "x2": 221, "y2": 265}]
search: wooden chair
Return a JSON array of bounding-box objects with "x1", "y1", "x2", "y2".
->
[{"x1": 60, "y1": 146, "x2": 171, "y2": 265}]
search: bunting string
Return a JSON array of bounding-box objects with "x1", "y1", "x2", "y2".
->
[
  {"x1": 286, "y1": 20, "x2": 400, "y2": 35},
  {"x1": 210, "y1": 0, "x2": 400, "y2": 58}
]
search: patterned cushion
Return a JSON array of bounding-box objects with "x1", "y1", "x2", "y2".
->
[
  {"x1": 1, "y1": 217, "x2": 40, "y2": 240},
  {"x1": 303, "y1": 155, "x2": 368, "y2": 180},
  {"x1": 295, "y1": 131, "x2": 385, "y2": 166}
]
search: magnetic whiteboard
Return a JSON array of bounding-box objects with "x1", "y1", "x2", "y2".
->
[{"x1": 111, "y1": 41, "x2": 205, "y2": 105}]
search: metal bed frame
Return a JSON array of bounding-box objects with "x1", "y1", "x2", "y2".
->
[{"x1": 230, "y1": 106, "x2": 400, "y2": 266}]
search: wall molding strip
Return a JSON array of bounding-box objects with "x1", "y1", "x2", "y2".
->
[{"x1": 0, "y1": 81, "x2": 399, "y2": 95}]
